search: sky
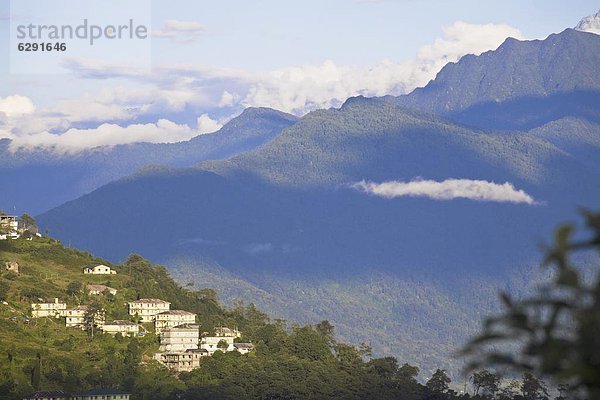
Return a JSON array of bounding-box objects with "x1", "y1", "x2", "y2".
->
[{"x1": 0, "y1": 0, "x2": 598, "y2": 151}]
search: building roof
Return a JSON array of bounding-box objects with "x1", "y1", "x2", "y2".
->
[
  {"x1": 104, "y1": 320, "x2": 137, "y2": 326},
  {"x1": 129, "y1": 298, "x2": 170, "y2": 304},
  {"x1": 169, "y1": 323, "x2": 200, "y2": 330},
  {"x1": 32, "y1": 298, "x2": 66, "y2": 305},
  {"x1": 233, "y1": 343, "x2": 255, "y2": 349},
  {"x1": 24, "y1": 391, "x2": 70, "y2": 399},
  {"x1": 157, "y1": 309, "x2": 195, "y2": 316},
  {"x1": 75, "y1": 388, "x2": 130, "y2": 395},
  {"x1": 64, "y1": 305, "x2": 89, "y2": 312},
  {"x1": 214, "y1": 326, "x2": 239, "y2": 336}
]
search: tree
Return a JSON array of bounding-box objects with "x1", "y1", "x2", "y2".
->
[
  {"x1": 217, "y1": 339, "x2": 229, "y2": 351},
  {"x1": 0, "y1": 281, "x2": 9, "y2": 301},
  {"x1": 30, "y1": 352, "x2": 41, "y2": 390},
  {"x1": 66, "y1": 281, "x2": 83, "y2": 298},
  {"x1": 315, "y1": 320, "x2": 335, "y2": 346},
  {"x1": 521, "y1": 372, "x2": 549, "y2": 400},
  {"x1": 123, "y1": 339, "x2": 141, "y2": 390},
  {"x1": 397, "y1": 363, "x2": 420, "y2": 385},
  {"x1": 472, "y1": 369, "x2": 500, "y2": 396},
  {"x1": 462, "y1": 211, "x2": 600, "y2": 399},
  {"x1": 426, "y1": 369, "x2": 451, "y2": 394},
  {"x1": 84, "y1": 300, "x2": 103, "y2": 337},
  {"x1": 19, "y1": 214, "x2": 37, "y2": 233}
]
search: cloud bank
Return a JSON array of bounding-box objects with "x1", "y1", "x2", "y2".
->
[
  {"x1": 2, "y1": 21, "x2": 524, "y2": 151},
  {"x1": 7, "y1": 119, "x2": 198, "y2": 152},
  {"x1": 353, "y1": 179, "x2": 537, "y2": 204}
]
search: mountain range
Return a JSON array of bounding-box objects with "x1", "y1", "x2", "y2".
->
[
  {"x1": 0, "y1": 108, "x2": 297, "y2": 214},
  {"x1": 7, "y1": 28, "x2": 600, "y2": 374}
]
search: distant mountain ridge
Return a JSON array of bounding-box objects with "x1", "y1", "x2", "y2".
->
[
  {"x1": 395, "y1": 29, "x2": 600, "y2": 130},
  {"x1": 0, "y1": 107, "x2": 297, "y2": 214},
  {"x1": 33, "y1": 27, "x2": 600, "y2": 374}
]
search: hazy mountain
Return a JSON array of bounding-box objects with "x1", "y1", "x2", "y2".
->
[
  {"x1": 35, "y1": 28, "x2": 600, "y2": 373},
  {"x1": 0, "y1": 107, "x2": 297, "y2": 214}
]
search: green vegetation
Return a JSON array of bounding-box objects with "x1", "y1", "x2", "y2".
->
[
  {"x1": 1, "y1": 224, "x2": 588, "y2": 399},
  {"x1": 463, "y1": 211, "x2": 600, "y2": 399},
  {"x1": 0, "y1": 236, "x2": 453, "y2": 400}
]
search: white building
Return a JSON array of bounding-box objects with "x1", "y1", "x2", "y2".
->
[
  {"x1": 31, "y1": 298, "x2": 67, "y2": 318},
  {"x1": 233, "y1": 343, "x2": 255, "y2": 355},
  {"x1": 0, "y1": 215, "x2": 18, "y2": 233},
  {"x1": 159, "y1": 324, "x2": 199, "y2": 352},
  {"x1": 128, "y1": 298, "x2": 171, "y2": 322},
  {"x1": 101, "y1": 320, "x2": 139, "y2": 336},
  {"x1": 83, "y1": 264, "x2": 117, "y2": 275},
  {"x1": 154, "y1": 349, "x2": 208, "y2": 372},
  {"x1": 73, "y1": 389, "x2": 130, "y2": 400},
  {"x1": 200, "y1": 327, "x2": 241, "y2": 355},
  {"x1": 60, "y1": 306, "x2": 105, "y2": 329},
  {"x1": 60, "y1": 305, "x2": 88, "y2": 328},
  {"x1": 87, "y1": 284, "x2": 117, "y2": 296},
  {"x1": 155, "y1": 310, "x2": 196, "y2": 334}
]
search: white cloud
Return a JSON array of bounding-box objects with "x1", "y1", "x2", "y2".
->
[
  {"x1": 8, "y1": 119, "x2": 198, "y2": 152},
  {"x1": 353, "y1": 178, "x2": 537, "y2": 204},
  {"x1": 0, "y1": 95, "x2": 36, "y2": 116},
  {"x1": 62, "y1": 21, "x2": 523, "y2": 116},
  {"x1": 2, "y1": 20, "x2": 525, "y2": 151},
  {"x1": 196, "y1": 114, "x2": 222, "y2": 134},
  {"x1": 153, "y1": 19, "x2": 205, "y2": 43}
]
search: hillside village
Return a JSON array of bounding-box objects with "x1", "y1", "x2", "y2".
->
[{"x1": 0, "y1": 213, "x2": 257, "y2": 398}]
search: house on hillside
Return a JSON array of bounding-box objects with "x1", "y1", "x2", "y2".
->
[
  {"x1": 199, "y1": 326, "x2": 242, "y2": 355},
  {"x1": 155, "y1": 310, "x2": 196, "y2": 334},
  {"x1": 87, "y1": 284, "x2": 117, "y2": 296},
  {"x1": 60, "y1": 305, "x2": 88, "y2": 328},
  {"x1": 154, "y1": 349, "x2": 207, "y2": 372},
  {"x1": 128, "y1": 298, "x2": 170, "y2": 322},
  {"x1": 73, "y1": 388, "x2": 130, "y2": 400},
  {"x1": 158, "y1": 323, "x2": 199, "y2": 352},
  {"x1": 101, "y1": 320, "x2": 138, "y2": 336},
  {"x1": 83, "y1": 264, "x2": 116, "y2": 275},
  {"x1": 31, "y1": 298, "x2": 67, "y2": 318},
  {"x1": 4, "y1": 261, "x2": 19, "y2": 274},
  {"x1": 60, "y1": 306, "x2": 105, "y2": 329},
  {"x1": 0, "y1": 215, "x2": 18, "y2": 232},
  {"x1": 233, "y1": 343, "x2": 256, "y2": 355},
  {"x1": 22, "y1": 390, "x2": 71, "y2": 400}
]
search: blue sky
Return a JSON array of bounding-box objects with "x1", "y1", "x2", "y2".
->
[{"x1": 0, "y1": 0, "x2": 598, "y2": 150}]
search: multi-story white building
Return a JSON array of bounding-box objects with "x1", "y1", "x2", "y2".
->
[
  {"x1": 101, "y1": 320, "x2": 139, "y2": 336},
  {"x1": 128, "y1": 298, "x2": 171, "y2": 322},
  {"x1": 83, "y1": 264, "x2": 117, "y2": 275},
  {"x1": 31, "y1": 298, "x2": 67, "y2": 318},
  {"x1": 155, "y1": 310, "x2": 196, "y2": 334},
  {"x1": 154, "y1": 349, "x2": 208, "y2": 372},
  {"x1": 60, "y1": 305, "x2": 88, "y2": 328},
  {"x1": 159, "y1": 324, "x2": 200, "y2": 352},
  {"x1": 60, "y1": 306, "x2": 105, "y2": 329}
]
